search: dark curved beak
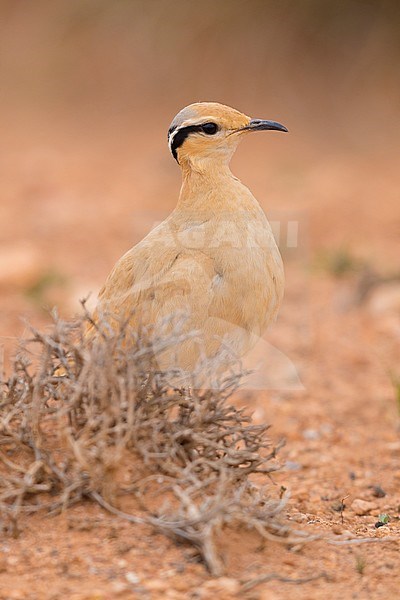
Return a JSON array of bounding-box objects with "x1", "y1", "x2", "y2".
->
[{"x1": 244, "y1": 119, "x2": 288, "y2": 133}]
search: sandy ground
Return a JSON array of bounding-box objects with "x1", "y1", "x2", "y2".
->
[{"x1": 0, "y1": 112, "x2": 399, "y2": 599}]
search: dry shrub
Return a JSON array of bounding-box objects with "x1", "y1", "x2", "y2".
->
[{"x1": 0, "y1": 306, "x2": 300, "y2": 575}]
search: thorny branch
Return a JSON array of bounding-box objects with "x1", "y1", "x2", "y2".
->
[{"x1": 0, "y1": 308, "x2": 287, "y2": 575}]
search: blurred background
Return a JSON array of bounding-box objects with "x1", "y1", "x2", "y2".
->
[{"x1": 0, "y1": 0, "x2": 399, "y2": 367}]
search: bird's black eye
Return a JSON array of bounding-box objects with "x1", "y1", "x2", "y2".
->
[{"x1": 201, "y1": 122, "x2": 218, "y2": 135}]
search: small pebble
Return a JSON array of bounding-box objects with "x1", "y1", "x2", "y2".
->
[
  {"x1": 284, "y1": 461, "x2": 302, "y2": 471},
  {"x1": 351, "y1": 499, "x2": 377, "y2": 516},
  {"x1": 125, "y1": 571, "x2": 140, "y2": 584},
  {"x1": 302, "y1": 428, "x2": 320, "y2": 440},
  {"x1": 331, "y1": 500, "x2": 345, "y2": 512},
  {"x1": 332, "y1": 525, "x2": 343, "y2": 535},
  {"x1": 371, "y1": 485, "x2": 386, "y2": 498}
]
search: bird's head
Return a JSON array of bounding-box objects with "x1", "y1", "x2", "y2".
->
[{"x1": 168, "y1": 102, "x2": 288, "y2": 169}]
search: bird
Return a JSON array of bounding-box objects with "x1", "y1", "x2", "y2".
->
[{"x1": 89, "y1": 102, "x2": 287, "y2": 385}]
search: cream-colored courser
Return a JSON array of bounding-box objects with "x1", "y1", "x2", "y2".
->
[{"x1": 91, "y1": 102, "x2": 287, "y2": 379}]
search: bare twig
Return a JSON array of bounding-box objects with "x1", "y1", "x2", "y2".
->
[
  {"x1": 240, "y1": 571, "x2": 330, "y2": 593},
  {"x1": 328, "y1": 536, "x2": 398, "y2": 546},
  {"x1": 0, "y1": 309, "x2": 288, "y2": 575}
]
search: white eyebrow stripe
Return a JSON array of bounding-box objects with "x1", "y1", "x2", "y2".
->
[{"x1": 168, "y1": 128, "x2": 179, "y2": 153}]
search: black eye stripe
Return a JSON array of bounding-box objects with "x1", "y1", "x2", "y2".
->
[
  {"x1": 169, "y1": 122, "x2": 219, "y2": 162},
  {"x1": 170, "y1": 125, "x2": 202, "y2": 161}
]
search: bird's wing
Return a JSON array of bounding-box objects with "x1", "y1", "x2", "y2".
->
[
  {"x1": 88, "y1": 222, "x2": 253, "y2": 367},
  {"x1": 91, "y1": 222, "x2": 183, "y2": 322},
  {"x1": 89, "y1": 218, "x2": 204, "y2": 314}
]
